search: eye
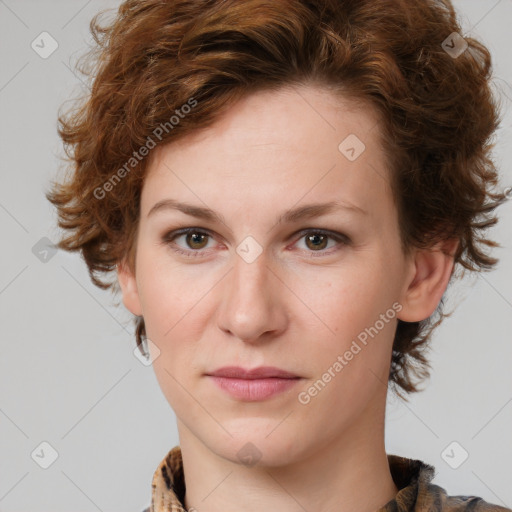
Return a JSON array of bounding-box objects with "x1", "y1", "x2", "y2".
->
[
  {"x1": 161, "y1": 227, "x2": 350, "y2": 259},
  {"x1": 162, "y1": 228, "x2": 216, "y2": 257},
  {"x1": 293, "y1": 229, "x2": 350, "y2": 257}
]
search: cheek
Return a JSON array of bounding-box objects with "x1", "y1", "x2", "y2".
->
[
  {"x1": 135, "y1": 245, "x2": 196, "y2": 333},
  {"x1": 139, "y1": 259, "x2": 203, "y2": 409},
  {"x1": 295, "y1": 275, "x2": 397, "y2": 427},
  {"x1": 292, "y1": 258, "x2": 393, "y2": 336},
  {"x1": 135, "y1": 246, "x2": 215, "y2": 372},
  {"x1": 292, "y1": 258, "x2": 399, "y2": 391}
]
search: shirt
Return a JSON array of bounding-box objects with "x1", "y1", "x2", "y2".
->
[{"x1": 143, "y1": 445, "x2": 511, "y2": 512}]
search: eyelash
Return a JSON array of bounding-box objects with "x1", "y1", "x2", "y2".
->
[{"x1": 161, "y1": 227, "x2": 351, "y2": 259}]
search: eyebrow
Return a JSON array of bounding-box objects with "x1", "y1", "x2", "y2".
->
[{"x1": 147, "y1": 198, "x2": 367, "y2": 225}]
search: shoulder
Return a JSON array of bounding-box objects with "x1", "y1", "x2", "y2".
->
[
  {"x1": 424, "y1": 484, "x2": 512, "y2": 512},
  {"x1": 385, "y1": 454, "x2": 511, "y2": 512}
]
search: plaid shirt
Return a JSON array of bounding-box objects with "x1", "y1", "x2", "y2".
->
[{"x1": 143, "y1": 445, "x2": 511, "y2": 512}]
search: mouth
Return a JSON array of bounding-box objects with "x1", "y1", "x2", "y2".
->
[
  {"x1": 205, "y1": 366, "x2": 302, "y2": 401},
  {"x1": 206, "y1": 366, "x2": 300, "y2": 379}
]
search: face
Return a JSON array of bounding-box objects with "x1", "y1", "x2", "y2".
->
[{"x1": 118, "y1": 84, "x2": 449, "y2": 466}]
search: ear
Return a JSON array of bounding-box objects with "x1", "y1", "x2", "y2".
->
[
  {"x1": 397, "y1": 238, "x2": 459, "y2": 322},
  {"x1": 117, "y1": 257, "x2": 143, "y2": 316}
]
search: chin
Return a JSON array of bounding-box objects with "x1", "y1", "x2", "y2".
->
[{"x1": 210, "y1": 425, "x2": 305, "y2": 468}]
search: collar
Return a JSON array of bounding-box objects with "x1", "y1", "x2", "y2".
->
[{"x1": 147, "y1": 445, "x2": 501, "y2": 512}]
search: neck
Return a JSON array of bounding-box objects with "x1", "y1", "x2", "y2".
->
[{"x1": 177, "y1": 391, "x2": 398, "y2": 512}]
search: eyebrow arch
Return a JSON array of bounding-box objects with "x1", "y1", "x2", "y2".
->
[{"x1": 147, "y1": 198, "x2": 367, "y2": 224}]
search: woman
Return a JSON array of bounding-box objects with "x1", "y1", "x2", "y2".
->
[{"x1": 46, "y1": 0, "x2": 511, "y2": 511}]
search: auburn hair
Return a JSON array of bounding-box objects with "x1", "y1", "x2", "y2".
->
[{"x1": 46, "y1": 0, "x2": 507, "y2": 400}]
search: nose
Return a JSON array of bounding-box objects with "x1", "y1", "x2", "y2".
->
[{"x1": 215, "y1": 246, "x2": 288, "y2": 343}]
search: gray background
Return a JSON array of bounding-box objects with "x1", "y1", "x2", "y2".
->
[{"x1": 0, "y1": 1, "x2": 511, "y2": 511}]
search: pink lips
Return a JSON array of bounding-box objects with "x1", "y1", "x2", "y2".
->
[{"x1": 206, "y1": 366, "x2": 301, "y2": 401}]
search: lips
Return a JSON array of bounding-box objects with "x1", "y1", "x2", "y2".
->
[
  {"x1": 205, "y1": 366, "x2": 301, "y2": 401},
  {"x1": 206, "y1": 366, "x2": 299, "y2": 379}
]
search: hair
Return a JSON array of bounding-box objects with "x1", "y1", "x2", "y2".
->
[{"x1": 46, "y1": 0, "x2": 508, "y2": 401}]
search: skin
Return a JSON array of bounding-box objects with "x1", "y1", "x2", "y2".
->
[{"x1": 118, "y1": 84, "x2": 458, "y2": 512}]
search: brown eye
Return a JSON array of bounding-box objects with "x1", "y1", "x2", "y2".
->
[
  {"x1": 185, "y1": 231, "x2": 209, "y2": 250},
  {"x1": 304, "y1": 233, "x2": 329, "y2": 251},
  {"x1": 162, "y1": 228, "x2": 215, "y2": 258},
  {"x1": 294, "y1": 229, "x2": 349, "y2": 256}
]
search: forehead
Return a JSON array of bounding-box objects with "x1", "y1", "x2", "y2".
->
[{"x1": 141, "y1": 84, "x2": 392, "y2": 222}]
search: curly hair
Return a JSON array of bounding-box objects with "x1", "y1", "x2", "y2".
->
[{"x1": 46, "y1": 0, "x2": 507, "y2": 400}]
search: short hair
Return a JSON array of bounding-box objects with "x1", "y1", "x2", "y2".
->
[{"x1": 46, "y1": 0, "x2": 507, "y2": 400}]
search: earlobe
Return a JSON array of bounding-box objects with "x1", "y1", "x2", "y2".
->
[
  {"x1": 117, "y1": 258, "x2": 143, "y2": 316},
  {"x1": 397, "y1": 239, "x2": 459, "y2": 323}
]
